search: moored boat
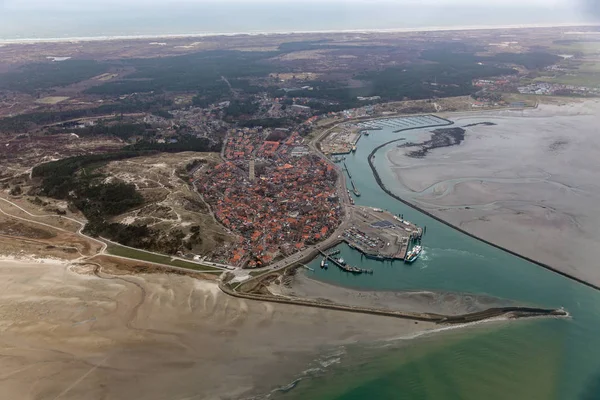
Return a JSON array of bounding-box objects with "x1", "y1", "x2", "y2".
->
[{"x1": 405, "y1": 245, "x2": 423, "y2": 263}]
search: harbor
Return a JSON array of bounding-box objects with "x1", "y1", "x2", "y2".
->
[
  {"x1": 341, "y1": 206, "x2": 423, "y2": 262},
  {"x1": 343, "y1": 162, "x2": 361, "y2": 197},
  {"x1": 318, "y1": 249, "x2": 373, "y2": 275}
]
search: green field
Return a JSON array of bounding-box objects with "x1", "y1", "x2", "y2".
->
[
  {"x1": 106, "y1": 244, "x2": 221, "y2": 272},
  {"x1": 534, "y1": 73, "x2": 600, "y2": 87}
]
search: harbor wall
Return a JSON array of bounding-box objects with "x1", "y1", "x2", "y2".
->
[
  {"x1": 366, "y1": 118, "x2": 600, "y2": 292},
  {"x1": 219, "y1": 280, "x2": 567, "y2": 324}
]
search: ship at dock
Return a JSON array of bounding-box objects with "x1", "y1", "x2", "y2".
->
[
  {"x1": 405, "y1": 245, "x2": 423, "y2": 264},
  {"x1": 320, "y1": 257, "x2": 328, "y2": 269},
  {"x1": 328, "y1": 256, "x2": 373, "y2": 275}
]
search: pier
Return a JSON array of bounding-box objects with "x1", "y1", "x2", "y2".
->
[
  {"x1": 318, "y1": 249, "x2": 373, "y2": 275},
  {"x1": 354, "y1": 115, "x2": 450, "y2": 133},
  {"x1": 344, "y1": 162, "x2": 361, "y2": 197}
]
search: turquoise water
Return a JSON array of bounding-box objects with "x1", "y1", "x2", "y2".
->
[{"x1": 275, "y1": 119, "x2": 600, "y2": 399}]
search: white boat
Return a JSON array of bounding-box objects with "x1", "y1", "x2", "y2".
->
[{"x1": 405, "y1": 245, "x2": 423, "y2": 263}]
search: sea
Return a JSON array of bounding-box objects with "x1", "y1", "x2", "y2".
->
[
  {"x1": 0, "y1": 2, "x2": 592, "y2": 43},
  {"x1": 269, "y1": 117, "x2": 600, "y2": 399},
  {"x1": 2, "y1": 5, "x2": 600, "y2": 398}
]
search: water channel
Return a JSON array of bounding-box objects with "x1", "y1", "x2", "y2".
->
[{"x1": 275, "y1": 117, "x2": 600, "y2": 399}]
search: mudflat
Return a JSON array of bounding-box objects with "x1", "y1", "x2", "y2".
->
[
  {"x1": 385, "y1": 100, "x2": 600, "y2": 286},
  {"x1": 277, "y1": 271, "x2": 517, "y2": 316},
  {"x1": 0, "y1": 260, "x2": 435, "y2": 400}
]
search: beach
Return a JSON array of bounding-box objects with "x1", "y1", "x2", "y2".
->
[
  {"x1": 0, "y1": 259, "x2": 436, "y2": 400},
  {"x1": 0, "y1": 22, "x2": 591, "y2": 45},
  {"x1": 384, "y1": 100, "x2": 600, "y2": 287}
]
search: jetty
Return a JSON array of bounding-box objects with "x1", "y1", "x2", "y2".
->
[
  {"x1": 318, "y1": 249, "x2": 373, "y2": 275},
  {"x1": 344, "y1": 162, "x2": 361, "y2": 197}
]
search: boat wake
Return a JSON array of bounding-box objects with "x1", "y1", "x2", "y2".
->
[{"x1": 432, "y1": 247, "x2": 487, "y2": 259}]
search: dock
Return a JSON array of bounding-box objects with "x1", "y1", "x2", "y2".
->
[
  {"x1": 344, "y1": 163, "x2": 361, "y2": 197},
  {"x1": 318, "y1": 249, "x2": 373, "y2": 275},
  {"x1": 341, "y1": 206, "x2": 422, "y2": 262}
]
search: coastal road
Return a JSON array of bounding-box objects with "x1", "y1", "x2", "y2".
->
[{"x1": 0, "y1": 196, "x2": 227, "y2": 275}]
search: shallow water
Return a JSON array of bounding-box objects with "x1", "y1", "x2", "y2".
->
[{"x1": 273, "y1": 116, "x2": 600, "y2": 399}]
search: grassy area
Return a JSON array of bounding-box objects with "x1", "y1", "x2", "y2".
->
[
  {"x1": 533, "y1": 74, "x2": 600, "y2": 87},
  {"x1": 106, "y1": 243, "x2": 220, "y2": 272}
]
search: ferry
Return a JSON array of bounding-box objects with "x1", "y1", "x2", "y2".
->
[{"x1": 405, "y1": 245, "x2": 423, "y2": 264}]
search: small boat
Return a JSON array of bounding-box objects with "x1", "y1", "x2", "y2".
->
[
  {"x1": 363, "y1": 131, "x2": 370, "y2": 136},
  {"x1": 351, "y1": 145, "x2": 357, "y2": 153},
  {"x1": 320, "y1": 258, "x2": 328, "y2": 269},
  {"x1": 338, "y1": 258, "x2": 346, "y2": 265},
  {"x1": 405, "y1": 245, "x2": 423, "y2": 264}
]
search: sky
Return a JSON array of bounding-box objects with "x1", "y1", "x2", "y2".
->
[{"x1": 0, "y1": 0, "x2": 578, "y2": 9}]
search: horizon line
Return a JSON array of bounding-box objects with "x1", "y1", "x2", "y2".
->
[{"x1": 1, "y1": 22, "x2": 598, "y2": 45}]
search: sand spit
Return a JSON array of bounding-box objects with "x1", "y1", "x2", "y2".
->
[
  {"x1": 384, "y1": 100, "x2": 600, "y2": 287},
  {"x1": 281, "y1": 271, "x2": 517, "y2": 316},
  {"x1": 0, "y1": 260, "x2": 435, "y2": 400}
]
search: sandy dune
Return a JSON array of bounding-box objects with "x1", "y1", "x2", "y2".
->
[{"x1": 0, "y1": 260, "x2": 434, "y2": 400}]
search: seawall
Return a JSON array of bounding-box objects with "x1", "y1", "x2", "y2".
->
[
  {"x1": 219, "y1": 280, "x2": 567, "y2": 324},
  {"x1": 366, "y1": 117, "x2": 600, "y2": 292}
]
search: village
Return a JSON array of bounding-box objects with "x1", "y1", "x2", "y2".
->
[{"x1": 194, "y1": 126, "x2": 343, "y2": 268}]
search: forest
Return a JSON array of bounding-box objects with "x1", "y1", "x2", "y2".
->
[
  {"x1": 85, "y1": 50, "x2": 284, "y2": 96},
  {"x1": 0, "y1": 60, "x2": 108, "y2": 93},
  {"x1": 0, "y1": 96, "x2": 173, "y2": 133}
]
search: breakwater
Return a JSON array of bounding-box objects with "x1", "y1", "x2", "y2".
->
[
  {"x1": 219, "y1": 280, "x2": 567, "y2": 324},
  {"x1": 366, "y1": 121, "x2": 600, "y2": 292}
]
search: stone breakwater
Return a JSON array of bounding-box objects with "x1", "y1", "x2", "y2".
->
[
  {"x1": 219, "y1": 280, "x2": 567, "y2": 324},
  {"x1": 366, "y1": 119, "x2": 600, "y2": 292}
]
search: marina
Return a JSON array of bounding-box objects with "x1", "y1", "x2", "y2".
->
[{"x1": 353, "y1": 115, "x2": 450, "y2": 133}]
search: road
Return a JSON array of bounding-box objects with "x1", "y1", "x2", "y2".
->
[{"x1": 0, "y1": 196, "x2": 227, "y2": 274}]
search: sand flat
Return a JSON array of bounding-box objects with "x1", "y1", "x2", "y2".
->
[
  {"x1": 385, "y1": 100, "x2": 600, "y2": 286},
  {"x1": 0, "y1": 260, "x2": 435, "y2": 400}
]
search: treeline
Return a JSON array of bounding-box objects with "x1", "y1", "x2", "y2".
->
[
  {"x1": 420, "y1": 50, "x2": 561, "y2": 70},
  {"x1": 240, "y1": 118, "x2": 294, "y2": 128},
  {"x1": 32, "y1": 136, "x2": 219, "y2": 187},
  {"x1": 32, "y1": 139, "x2": 220, "y2": 253},
  {"x1": 0, "y1": 96, "x2": 173, "y2": 133},
  {"x1": 86, "y1": 50, "x2": 283, "y2": 96},
  {"x1": 125, "y1": 135, "x2": 221, "y2": 153},
  {"x1": 224, "y1": 99, "x2": 260, "y2": 118},
  {"x1": 0, "y1": 60, "x2": 108, "y2": 93},
  {"x1": 32, "y1": 151, "x2": 154, "y2": 181},
  {"x1": 48, "y1": 122, "x2": 154, "y2": 141},
  {"x1": 84, "y1": 220, "x2": 186, "y2": 254}
]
